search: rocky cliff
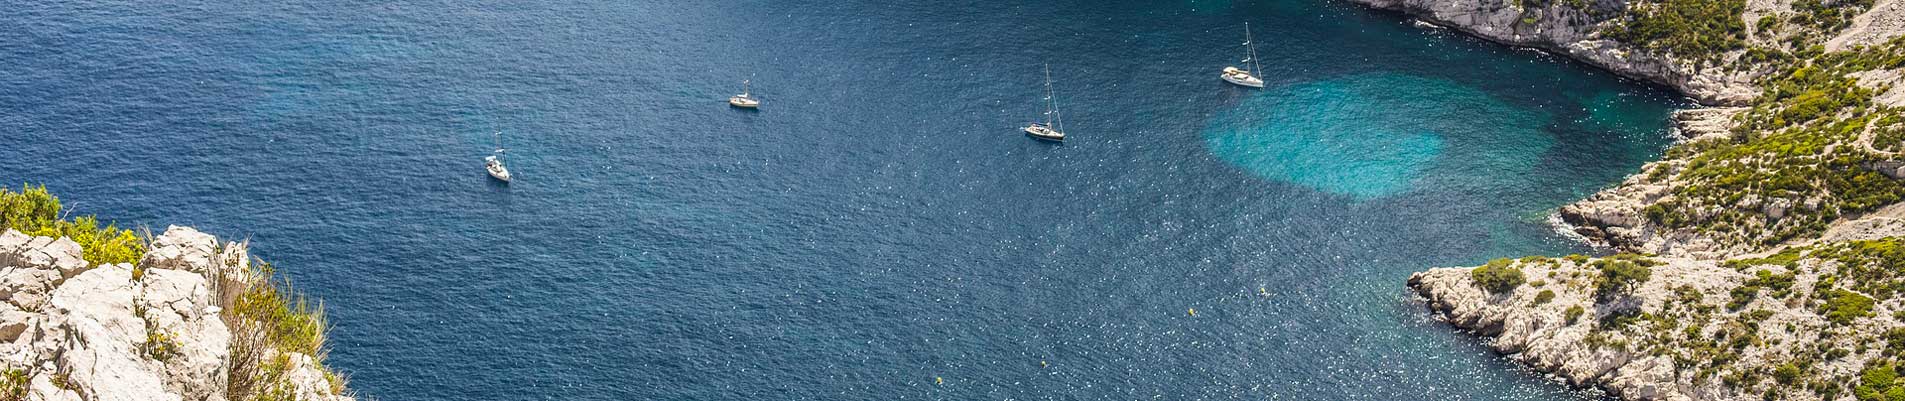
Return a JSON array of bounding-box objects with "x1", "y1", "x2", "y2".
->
[
  {"x1": 1411, "y1": 243, "x2": 1905, "y2": 401},
  {"x1": 0, "y1": 226, "x2": 350, "y2": 401},
  {"x1": 1353, "y1": 0, "x2": 1760, "y2": 105},
  {"x1": 1362, "y1": 0, "x2": 1905, "y2": 399}
]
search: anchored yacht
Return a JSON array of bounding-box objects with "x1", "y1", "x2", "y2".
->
[
  {"x1": 1024, "y1": 64, "x2": 1065, "y2": 142},
  {"x1": 1221, "y1": 22, "x2": 1266, "y2": 88}
]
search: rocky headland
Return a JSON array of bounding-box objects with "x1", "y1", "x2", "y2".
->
[
  {"x1": 0, "y1": 227, "x2": 350, "y2": 401},
  {"x1": 1356, "y1": 0, "x2": 1905, "y2": 399},
  {"x1": 0, "y1": 185, "x2": 349, "y2": 401}
]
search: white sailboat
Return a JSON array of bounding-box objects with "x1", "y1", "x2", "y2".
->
[
  {"x1": 1221, "y1": 22, "x2": 1266, "y2": 88},
  {"x1": 485, "y1": 132, "x2": 512, "y2": 182},
  {"x1": 728, "y1": 79, "x2": 760, "y2": 108},
  {"x1": 1023, "y1": 64, "x2": 1065, "y2": 142}
]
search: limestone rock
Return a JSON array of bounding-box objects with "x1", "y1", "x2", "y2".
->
[
  {"x1": 20, "y1": 237, "x2": 85, "y2": 280},
  {"x1": 1556, "y1": 165, "x2": 1734, "y2": 258},
  {"x1": 1345, "y1": 0, "x2": 1759, "y2": 105},
  {"x1": 0, "y1": 228, "x2": 354, "y2": 401},
  {"x1": 141, "y1": 226, "x2": 218, "y2": 274},
  {"x1": 1670, "y1": 107, "x2": 1746, "y2": 141},
  {"x1": 0, "y1": 267, "x2": 61, "y2": 312},
  {"x1": 1411, "y1": 252, "x2": 1902, "y2": 401},
  {"x1": 1827, "y1": 0, "x2": 1905, "y2": 52},
  {"x1": 139, "y1": 268, "x2": 227, "y2": 400},
  {"x1": 49, "y1": 264, "x2": 174, "y2": 401}
]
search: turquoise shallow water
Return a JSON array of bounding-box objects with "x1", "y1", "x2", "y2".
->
[
  {"x1": 1206, "y1": 73, "x2": 1554, "y2": 198},
  {"x1": 0, "y1": 0, "x2": 1684, "y2": 400}
]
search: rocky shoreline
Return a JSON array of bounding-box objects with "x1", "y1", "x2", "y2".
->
[
  {"x1": 1409, "y1": 256, "x2": 1746, "y2": 400},
  {"x1": 1359, "y1": 0, "x2": 1905, "y2": 399},
  {"x1": 1553, "y1": 108, "x2": 1748, "y2": 259},
  {"x1": 0, "y1": 226, "x2": 350, "y2": 401},
  {"x1": 1354, "y1": 0, "x2": 1759, "y2": 105}
]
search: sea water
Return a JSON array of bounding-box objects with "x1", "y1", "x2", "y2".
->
[{"x1": 0, "y1": 0, "x2": 1682, "y2": 399}]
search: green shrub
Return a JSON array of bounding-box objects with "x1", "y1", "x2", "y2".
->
[
  {"x1": 1565, "y1": 305, "x2": 1586, "y2": 324},
  {"x1": 225, "y1": 262, "x2": 344, "y2": 401},
  {"x1": 1471, "y1": 259, "x2": 1526, "y2": 294},
  {"x1": 1594, "y1": 255, "x2": 1656, "y2": 300},
  {"x1": 1775, "y1": 362, "x2": 1802, "y2": 385},
  {"x1": 143, "y1": 329, "x2": 180, "y2": 362},
  {"x1": 0, "y1": 184, "x2": 144, "y2": 265},
  {"x1": 1858, "y1": 362, "x2": 1902, "y2": 401},
  {"x1": 231, "y1": 263, "x2": 327, "y2": 356},
  {"x1": 1534, "y1": 290, "x2": 1557, "y2": 305},
  {"x1": 1602, "y1": 0, "x2": 1748, "y2": 62},
  {"x1": 0, "y1": 369, "x2": 25, "y2": 401},
  {"x1": 1674, "y1": 285, "x2": 1704, "y2": 304},
  {"x1": 1820, "y1": 289, "x2": 1876, "y2": 325},
  {"x1": 0, "y1": 185, "x2": 346, "y2": 400}
]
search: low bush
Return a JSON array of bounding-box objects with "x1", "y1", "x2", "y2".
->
[
  {"x1": 1471, "y1": 259, "x2": 1526, "y2": 294},
  {"x1": 0, "y1": 369, "x2": 24, "y2": 401},
  {"x1": 0, "y1": 184, "x2": 143, "y2": 265},
  {"x1": 1602, "y1": 0, "x2": 1747, "y2": 62},
  {"x1": 1820, "y1": 289, "x2": 1876, "y2": 325},
  {"x1": 1534, "y1": 290, "x2": 1557, "y2": 305}
]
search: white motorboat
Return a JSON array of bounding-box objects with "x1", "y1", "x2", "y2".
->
[
  {"x1": 1221, "y1": 22, "x2": 1266, "y2": 88},
  {"x1": 729, "y1": 79, "x2": 760, "y2": 108},
  {"x1": 1023, "y1": 64, "x2": 1066, "y2": 142}
]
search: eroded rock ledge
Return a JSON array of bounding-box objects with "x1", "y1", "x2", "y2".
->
[
  {"x1": 1412, "y1": 250, "x2": 1905, "y2": 401},
  {"x1": 0, "y1": 226, "x2": 350, "y2": 401}
]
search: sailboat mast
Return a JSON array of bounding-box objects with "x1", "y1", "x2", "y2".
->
[
  {"x1": 1245, "y1": 22, "x2": 1261, "y2": 77},
  {"x1": 1043, "y1": 64, "x2": 1056, "y2": 128},
  {"x1": 743, "y1": 79, "x2": 750, "y2": 96},
  {"x1": 1048, "y1": 67, "x2": 1062, "y2": 133}
]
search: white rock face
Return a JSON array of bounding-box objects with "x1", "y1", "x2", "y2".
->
[
  {"x1": 1671, "y1": 107, "x2": 1747, "y2": 141},
  {"x1": 1347, "y1": 0, "x2": 1760, "y2": 105},
  {"x1": 1412, "y1": 258, "x2": 1718, "y2": 400},
  {"x1": 1828, "y1": 0, "x2": 1905, "y2": 52},
  {"x1": 1414, "y1": 253, "x2": 1905, "y2": 401},
  {"x1": 1551, "y1": 107, "x2": 1755, "y2": 259},
  {"x1": 0, "y1": 227, "x2": 352, "y2": 401}
]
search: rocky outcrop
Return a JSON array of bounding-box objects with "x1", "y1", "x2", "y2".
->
[
  {"x1": 1356, "y1": 0, "x2": 1759, "y2": 105},
  {"x1": 1412, "y1": 253, "x2": 1897, "y2": 401},
  {"x1": 1555, "y1": 165, "x2": 1710, "y2": 256},
  {"x1": 1555, "y1": 107, "x2": 1745, "y2": 259},
  {"x1": 0, "y1": 227, "x2": 351, "y2": 401},
  {"x1": 1378, "y1": 0, "x2": 1905, "y2": 399},
  {"x1": 1827, "y1": 0, "x2": 1905, "y2": 52},
  {"x1": 1670, "y1": 107, "x2": 1747, "y2": 141}
]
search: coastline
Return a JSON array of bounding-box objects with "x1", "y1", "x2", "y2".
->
[
  {"x1": 1358, "y1": 0, "x2": 1905, "y2": 399},
  {"x1": 1350, "y1": 0, "x2": 1759, "y2": 106}
]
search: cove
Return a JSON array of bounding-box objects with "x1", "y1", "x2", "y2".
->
[
  {"x1": 0, "y1": 0, "x2": 1684, "y2": 400},
  {"x1": 1205, "y1": 73, "x2": 1555, "y2": 199}
]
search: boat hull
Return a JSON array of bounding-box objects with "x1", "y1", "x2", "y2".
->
[
  {"x1": 1023, "y1": 125, "x2": 1064, "y2": 142},
  {"x1": 485, "y1": 156, "x2": 511, "y2": 182},
  {"x1": 1221, "y1": 71, "x2": 1264, "y2": 88},
  {"x1": 729, "y1": 96, "x2": 759, "y2": 108}
]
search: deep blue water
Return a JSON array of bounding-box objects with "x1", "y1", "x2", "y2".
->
[{"x1": 0, "y1": 1, "x2": 1686, "y2": 400}]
